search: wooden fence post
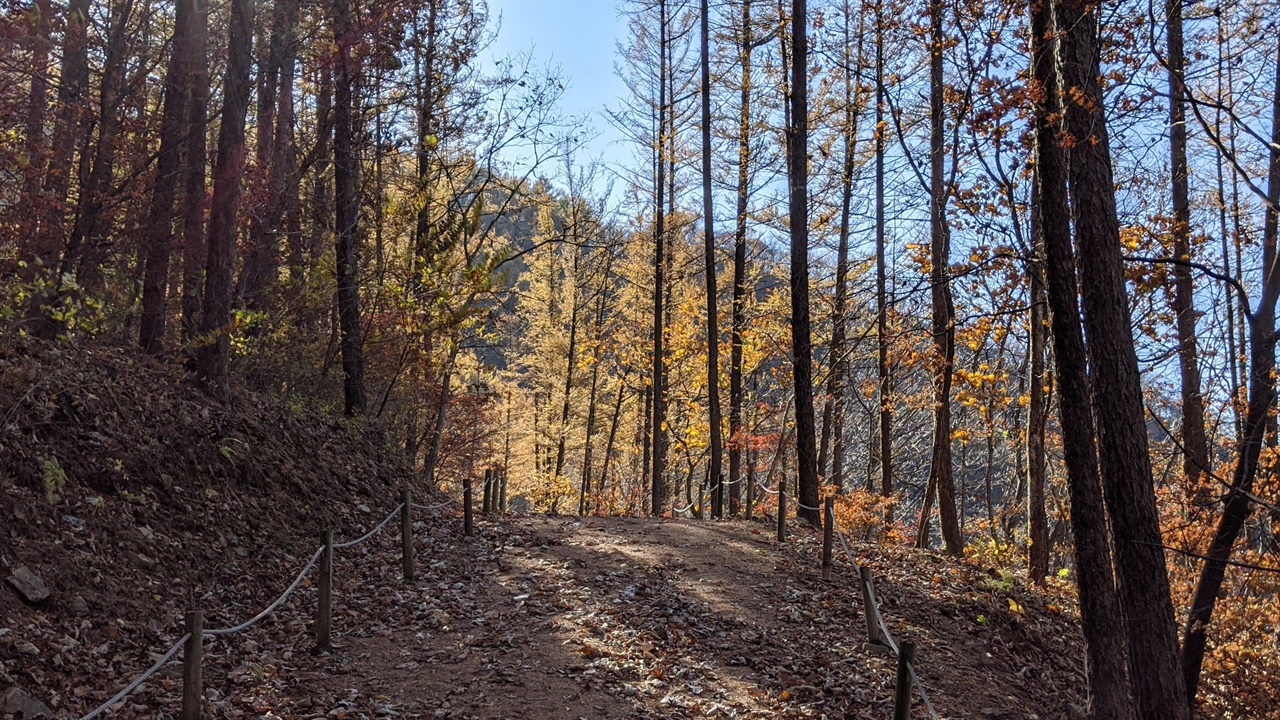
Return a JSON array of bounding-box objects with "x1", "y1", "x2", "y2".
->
[
  {"x1": 776, "y1": 486, "x2": 787, "y2": 542},
  {"x1": 893, "y1": 640, "x2": 916, "y2": 720},
  {"x1": 401, "y1": 489, "x2": 414, "y2": 583},
  {"x1": 745, "y1": 474, "x2": 754, "y2": 520},
  {"x1": 822, "y1": 496, "x2": 834, "y2": 580},
  {"x1": 181, "y1": 609, "x2": 202, "y2": 720},
  {"x1": 861, "y1": 566, "x2": 883, "y2": 647},
  {"x1": 481, "y1": 469, "x2": 490, "y2": 514},
  {"x1": 317, "y1": 529, "x2": 333, "y2": 651},
  {"x1": 463, "y1": 476, "x2": 474, "y2": 536},
  {"x1": 499, "y1": 468, "x2": 507, "y2": 512}
]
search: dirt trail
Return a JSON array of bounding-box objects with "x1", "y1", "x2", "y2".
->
[{"x1": 269, "y1": 515, "x2": 1084, "y2": 720}]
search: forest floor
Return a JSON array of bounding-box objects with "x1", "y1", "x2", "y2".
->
[{"x1": 267, "y1": 513, "x2": 1088, "y2": 720}]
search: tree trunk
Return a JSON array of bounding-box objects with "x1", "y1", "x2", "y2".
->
[
  {"x1": 1026, "y1": 189, "x2": 1049, "y2": 582},
  {"x1": 554, "y1": 248, "x2": 582, "y2": 483},
  {"x1": 729, "y1": 0, "x2": 754, "y2": 516},
  {"x1": 787, "y1": 0, "x2": 820, "y2": 527},
  {"x1": 198, "y1": 0, "x2": 253, "y2": 392},
  {"x1": 424, "y1": 343, "x2": 459, "y2": 488},
  {"x1": 179, "y1": 0, "x2": 209, "y2": 340},
  {"x1": 580, "y1": 288, "x2": 607, "y2": 515},
  {"x1": 874, "y1": 9, "x2": 892, "y2": 507},
  {"x1": 17, "y1": 0, "x2": 52, "y2": 254},
  {"x1": 59, "y1": 0, "x2": 132, "y2": 296},
  {"x1": 700, "y1": 0, "x2": 724, "y2": 519},
  {"x1": 1181, "y1": 30, "x2": 1280, "y2": 704},
  {"x1": 1164, "y1": 0, "x2": 1209, "y2": 490},
  {"x1": 650, "y1": 0, "x2": 669, "y2": 516},
  {"x1": 1057, "y1": 0, "x2": 1189, "y2": 716},
  {"x1": 1029, "y1": 2, "x2": 1133, "y2": 715},
  {"x1": 140, "y1": 0, "x2": 198, "y2": 352},
  {"x1": 598, "y1": 379, "x2": 626, "y2": 510},
  {"x1": 237, "y1": 0, "x2": 299, "y2": 311},
  {"x1": 30, "y1": 0, "x2": 89, "y2": 273},
  {"x1": 924, "y1": 0, "x2": 962, "y2": 555},
  {"x1": 332, "y1": 0, "x2": 366, "y2": 416}
]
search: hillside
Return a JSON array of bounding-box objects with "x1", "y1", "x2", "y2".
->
[{"x1": 0, "y1": 339, "x2": 446, "y2": 718}]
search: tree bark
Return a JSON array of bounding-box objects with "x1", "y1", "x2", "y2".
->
[
  {"x1": 1026, "y1": 190, "x2": 1049, "y2": 582},
  {"x1": 1181, "y1": 30, "x2": 1280, "y2": 704},
  {"x1": 700, "y1": 0, "x2": 724, "y2": 519},
  {"x1": 787, "y1": 0, "x2": 820, "y2": 527},
  {"x1": 198, "y1": 0, "x2": 253, "y2": 393},
  {"x1": 1164, "y1": 0, "x2": 1210, "y2": 490},
  {"x1": 332, "y1": 0, "x2": 366, "y2": 415},
  {"x1": 729, "y1": 0, "x2": 754, "y2": 516},
  {"x1": 650, "y1": 0, "x2": 669, "y2": 516},
  {"x1": 875, "y1": 8, "x2": 893, "y2": 507},
  {"x1": 179, "y1": 0, "x2": 209, "y2": 340},
  {"x1": 1057, "y1": 0, "x2": 1189, "y2": 716},
  {"x1": 825, "y1": 2, "x2": 860, "y2": 495},
  {"x1": 17, "y1": 0, "x2": 52, "y2": 254},
  {"x1": 1029, "y1": 2, "x2": 1133, "y2": 714},
  {"x1": 140, "y1": 0, "x2": 198, "y2": 352},
  {"x1": 30, "y1": 0, "x2": 89, "y2": 274},
  {"x1": 925, "y1": 0, "x2": 962, "y2": 554}
]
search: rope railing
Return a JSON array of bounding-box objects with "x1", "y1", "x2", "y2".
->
[
  {"x1": 75, "y1": 489, "x2": 461, "y2": 720},
  {"x1": 334, "y1": 504, "x2": 402, "y2": 549},
  {"x1": 79, "y1": 635, "x2": 189, "y2": 720},
  {"x1": 829, "y1": 513, "x2": 941, "y2": 720}
]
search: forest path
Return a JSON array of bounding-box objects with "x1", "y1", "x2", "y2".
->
[{"x1": 262, "y1": 515, "x2": 1078, "y2": 720}]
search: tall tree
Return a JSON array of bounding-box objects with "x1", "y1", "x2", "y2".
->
[
  {"x1": 1057, "y1": 0, "x2": 1189, "y2": 715},
  {"x1": 332, "y1": 0, "x2": 366, "y2": 415},
  {"x1": 917, "y1": 0, "x2": 962, "y2": 554},
  {"x1": 29, "y1": 0, "x2": 89, "y2": 274},
  {"x1": 1181, "y1": 30, "x2": 1280, "y2": 704},
  {"x1": 874, "y1": 1, "x2": 892, "y2": 506},
  {"x1": 1029, "y1": 2, "x2": 1132, "y2": 714},
  {"x1": 700, "y1": 0, "x2": 724, "y2": 519},
  {"x1": 140, "y1": 0, "x2": 199, "y2": 352},
  {"x1": 17, "y1": 0, "x2": 51, "y2": 251},
  {"x1": 650, "y1": 0, "x2": 670, "y2": 516},
  {"x1": 197, "y1": 0, "x2": 254, "y2": 392},
  {"x1": 824, "y1": 2, "x2": 860, "y2": 494},
  {"x1": 179, "y1": 0, "x2": 210, "y2": 339},
  {"x1": 728, "y1": 0, "x2": 756, "y2": 516},
  {"x1": 786, "y1": 0, "x2": 820, "y2": 526},
  {"x1": 1164, "y1": 0, "x2": 1209, "y2": 489},
  {"x1": 1026, "y1": 198, "x2": 1049, "y2": 583}
]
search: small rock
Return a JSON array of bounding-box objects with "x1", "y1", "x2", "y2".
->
[
  {"x1": 1, "y1": 686, "x2": 55, "y2": 719},
  {"x1": 136, "y1": 553, "x2": 158, "y2": 570},
  {"x1": 14, "y1": 640, "x2": 40, "y2": 656},
  {"x1": 5, "y1": 566, "x2": 49, "y2": 603},
  {"x1": 71, "y1": 594, "x2": 89, "y2": 615}
]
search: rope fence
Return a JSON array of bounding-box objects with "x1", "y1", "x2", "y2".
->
[
  {"x1": 76, "y1": 480, "x2": 939, "y2": 719},
  {"x1": 75, "y1": 490, "x2": 459, "y2": 720},
  {"x1": 808, "y1": 497, "x2": 941, "y2": 720}
]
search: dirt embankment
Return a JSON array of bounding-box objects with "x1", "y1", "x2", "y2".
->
[{"x1": 0, "y1": 339, "x2": 441, "y2": 718}]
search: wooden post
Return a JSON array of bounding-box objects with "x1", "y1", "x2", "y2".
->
[
  {"x1": 481, "y1": 468, "x2": 491, "y2": 514},
  {"x1": 401, "y1": 489, "x2": 414, "y2": 583},
  {"x1": 892, "y1": 640, "x2": 916, "y2": 720},
  {"x1": 499, "y1": 468, "x2": 507, "y2": 512},
  {"x1": 745, "y1": 470, "x2": 754, "y2": 520},
  {"x1": 181, "y1": 609, "x2": 203, "y2": 720},
  {"x1": 822, "y1": 496, "x2": 834, "y2": 580},
  {"x1": 317, "y1": 529, "x2": 333, "y2": 651},
  {"x1": 776, "y1": 486, "x2": 787, "y2": 542},
  {"x1": 861, "y1": 565, "x2": 883, "y2": 646},
  {"x1": 463, "y1": 475, "x2": 474, "y2": 536}
]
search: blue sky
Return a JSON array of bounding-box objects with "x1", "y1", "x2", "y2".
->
[{"x1": 482, "y1": 0, "x2": 632, "y2": 172}]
